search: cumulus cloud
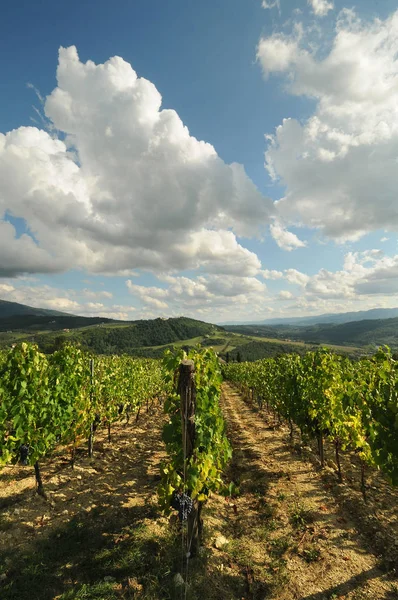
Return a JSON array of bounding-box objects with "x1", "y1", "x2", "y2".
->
[
  {"x1": 284, "y1": 268, "x2": 310, "y2": 286},
  {"x1": 257, "y1": 34, "x2": 299, "y2": 77},
  {"x1": 308, "y1": 0, "x2": 333, "y2": 17},
  {"x1": 0, "y1": 46, "x2": 273, "y2": 279},
  {"x1": 278, "y1": 290, "x2": 294, "y2": 299},
  {"x1": 270, "y1": 222, "x2": 307, "y2": 251},
  {"x1": 282, "y1": 249, "x2": 398, "y2": 305},
  {"x1": 261, "y1": 269, "x2": 284, "y2": 279},
  {"x1": 127, "y1": 273, "x2": 267, "y2": 320},
  {"x1": 262, "y1": 10, "x2": 398, "y2": 241}
]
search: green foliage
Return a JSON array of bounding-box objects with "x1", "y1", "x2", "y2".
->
[
  {"x1": 224, "y1": 341, "x2": 308, "y2": 362},
  {"x1": 158, "y1": 347, "x2": 232, "y2": 511}
]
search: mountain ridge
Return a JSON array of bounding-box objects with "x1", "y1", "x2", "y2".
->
[{"x1": 220, "y1": 307, "x2": 398, "y2": 327}]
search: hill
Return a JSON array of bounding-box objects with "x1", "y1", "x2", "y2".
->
[
  {"x1": 0, "y1": 313, "x2": 223, "y2": 355},
  {"x1": 0, "y1": 299, "x2": 72, "y2": 319},
  {"x1": 221, "y1": 306, "x2": 398, "y2": 327},
  {"x1": 225, "y1": 316, "x2": 398, "y2": 349}
]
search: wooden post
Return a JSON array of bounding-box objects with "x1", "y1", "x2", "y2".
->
[{"x1": 178, "y1": 360, "x2": 201, "y2": 557}]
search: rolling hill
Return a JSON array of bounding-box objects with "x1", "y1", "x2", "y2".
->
[
  {"x1": 221, "y1": 306, "x2": 398, "y2": 327},
  {"x1": 0, "y1": 299, "x2": 72, "y2": 319},
  {"x1": 225, "y1": 316, "x2": 398, "y2": 349}
]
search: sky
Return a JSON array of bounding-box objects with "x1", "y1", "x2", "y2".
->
[{"x1": 1, "y1": 0, "x2": 398, "y2": 323}]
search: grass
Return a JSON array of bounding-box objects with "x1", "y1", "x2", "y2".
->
[
  {"x1": 0, "y1": 505, "x2": 191, "y2": 600},
  {"x1": 289, "y1": 502, "x2": 315, "y2": 530}
]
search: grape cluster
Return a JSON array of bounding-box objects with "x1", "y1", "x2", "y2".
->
[
  {"x1": 171, "y1": 492, "x2": 194, "y2": 521},
  {"x1": 20, "y1": 444, "x2": 29, "y2": 466}
]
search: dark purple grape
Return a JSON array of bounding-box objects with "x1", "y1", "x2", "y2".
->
[
  {"x1": 171, "y1": 491, "x2": 194, "y2": 522},
  {"x1": 20, "y1": 444, "x2": 29, "y2": 466}
]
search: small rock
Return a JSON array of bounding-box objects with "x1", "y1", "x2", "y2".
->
[
  {"x1": 214, "y1": 535, "x2": 229, "y2": 549},
  {"x1": 76, "y1": 475, "x2": 82, "y2": 480},
  {"x1": 0, "y1": 573, "x2": 7, "y2": 582},
  {"x1": 127, "y1": 577, "x2": 143, "y2": 592},
  {"x1": 173, "y1": 573, "x2": 185, "y2": 587}
]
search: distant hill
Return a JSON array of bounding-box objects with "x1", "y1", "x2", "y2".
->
[
  {"x1": 0, "y1": 314, "x2": 116, "y2": 333},
  {"x1": 260, "y1": 307, "x2": 398, "y2": 326},
  {"x1": 0, "y1": 303, "x2": 223, "y2": 354},
  {"x1": 0, "y1": 299, "x2": 72, "y2": 319},
  {"x1": 294, "y1": 317, "x2": 398, "y2": 348},
  {"x1": 221, "y1": 307, "x2": 398, "y2": 327},
  {"x1": 225, "y1": 317, "x2": 398, "y2": 349}
]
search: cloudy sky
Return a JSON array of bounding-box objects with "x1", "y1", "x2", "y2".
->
[{"x1": 1, "y1": 0, "x2": 398, "y2": 323}]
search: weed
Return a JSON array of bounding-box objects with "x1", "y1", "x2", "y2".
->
[
  {"x1": 289, "y1": 502, "x2": 315, "y2": 529},
  {"x1": 301, "y1": 545, "x2": 321, "y2": 563},
  {"x1": 269, "y1": 536, "x2": 290, "y2": 557}
]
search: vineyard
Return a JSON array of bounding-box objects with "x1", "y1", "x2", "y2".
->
[
  {"x1": 0, "y1": 343, "x2": 165, "y2": 496},
  {"x1": 223, "y1": 348, "x2": 398, "y2": 488},
  {"x1": 0, "y1": 343, "x2": 397, "y2": 599}
]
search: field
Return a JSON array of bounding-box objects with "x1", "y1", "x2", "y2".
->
[{"x1": 1, "y1": 383, "x2": 397, "y2": 600}]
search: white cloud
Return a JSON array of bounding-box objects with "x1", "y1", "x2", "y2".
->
[
  {"x1": 284, "y1": 249, "x2": 398, "y2": 304},
  {"x1": 261, "y1": 269, "x2": 284, "y2": 279},
  {"x1": 82, "y1": 288, "x2": 113, "y2": 299},
  {"x1": 262, "y1": 0, "x2": 280, "y2": 10},
  {"x1": 284, "y1": 268, "x2": 310, "y2": 286},
  {"x1": 262, "y1": 10, "x2": 398, "y2": 241},
  {"x1": 126, "y1": 274, "x2": 267, "y2": 321},
  {"x1": 308, "y1": 0, "x2": 333, "y2": 17},
  {"x1": 257, "y1": 34, "x2": 299, "y2": 77},
  {"x1": 0, "y1": 46, "x2": 273, "y2": 279},
  {"x1": 270, "y1": 222, "x2": 307, "y2": 251},
  {"x1": 278, "y1": 290, "x2": 294, "y2": 299}
]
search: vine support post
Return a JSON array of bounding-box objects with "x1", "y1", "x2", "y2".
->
[
  {"x1": 178, "y1": 360, "x2": 201, "y2": 558},
  {"x1": 88, "y1": 358, "x2": 95, "y2": 458}
]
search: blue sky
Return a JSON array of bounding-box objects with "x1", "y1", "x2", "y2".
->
[{"x1": 1, "y1": 0, "x2": 398, "y2": 322}]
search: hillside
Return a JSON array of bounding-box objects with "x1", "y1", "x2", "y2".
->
[
  {"x1": 226, "y1": 317, "x2": 398, "y2": 349},
  {"x1": 221, "y1": 306, "x2": 398, "y2": 327},
  {"x1": 0, "y1": 314, "x2": 223, "y2": 354},
  {"x1": 0, "y1": 299, "x2": 71, "y2": 319}
]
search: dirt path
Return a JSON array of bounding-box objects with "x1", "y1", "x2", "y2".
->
[{"x1": 217, "y1": 383, "x2": 397, "y2": 600}]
